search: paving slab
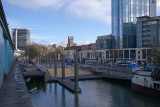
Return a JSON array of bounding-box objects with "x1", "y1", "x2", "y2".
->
[{"x1": 0, "y1": 62, "x2": 33, "y2": 107}]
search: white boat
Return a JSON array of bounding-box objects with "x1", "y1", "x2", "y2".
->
[{"x1": 131, "y1": 71, "x2": 160, "y2": 97}]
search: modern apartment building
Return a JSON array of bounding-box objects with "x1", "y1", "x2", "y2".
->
[
  {"x1": 0, "y1": 0, "x2": 14, "y2": 88},
  {"x1": 12, "y1": 28, "x2": 30, "y2": 50},
  {"x1": 137, "y1": 16, "x2": 160, "y2": 48},
  {"x1": 81, "y1": 43, "x2": 96, "y2": 51},
  {"x1": 96, "y1": 35, "x2": 116, "y2": 50},
  {"x1": 112, "y1": 0, "x2": 157, "y2": 48}
]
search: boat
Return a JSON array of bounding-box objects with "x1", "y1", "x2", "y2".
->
[
  {"x1": 117, "y1": 61, "x2": 142, "y2": 73},
  {"x1": 131, "y1": 71, "x2": 160, "y2": 97}
]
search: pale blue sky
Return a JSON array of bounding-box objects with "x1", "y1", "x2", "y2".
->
[{"x1": 2, "y1": 0, "x2": 160, "y2": 46}]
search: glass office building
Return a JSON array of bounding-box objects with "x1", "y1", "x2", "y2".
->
[{"x1": 112, "y1": 0, "x2": 157, "y2": 48}]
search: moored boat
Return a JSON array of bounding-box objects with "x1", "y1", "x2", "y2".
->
[{"x1": 131, "y1": 71, "x2": 160, "y2": 97}]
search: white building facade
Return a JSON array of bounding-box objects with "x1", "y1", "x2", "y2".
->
[
  {"x1": 63, "y1": 50, "x2": 75, "y2": 61},
  {"x1": 79, "y1": 48, "x2": 150, "y2": 65}
]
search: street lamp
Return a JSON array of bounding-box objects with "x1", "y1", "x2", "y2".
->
[{"x1": 27, "y1": 42, "x2": 30, "y2": 66}]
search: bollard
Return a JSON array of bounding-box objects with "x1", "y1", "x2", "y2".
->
[
  {"x1": 62, "y1": 54, "x2": 65, "y2": 82},
  {"x1": 74, "y1": 53, "x2": 79, "y2": 91},
  {"x1": 54, "y1": 54, "x2": 57, "y2": 77}
]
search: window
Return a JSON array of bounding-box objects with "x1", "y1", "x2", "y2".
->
[
  {"x1": 157, "y1": 84, "x2": 160, "y2": 89},
  {"x1": 154, "y1": 83, "x2": 156, "y2": 89},
  {"x1": 148, "y1": 21, "x2": 157, "y2": 25}
]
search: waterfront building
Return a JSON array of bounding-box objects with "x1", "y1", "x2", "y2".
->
[
  {"x1": 12, "y1": 28, "x2": 30, "y2": 50},
  {"x1": 0, "y1": 0, "x2": 14, "y2": 88},
  {"x1": 79, "y1": 48, "x2": 150, "y2": 65},
  {"x1": 63, "y1": 50, "x2": 75, "y2": 61},
  {"x1": 112, "y1": 0, "x2": 157, "y2": 48},
  {"x1": 137, "y1": 16, "x2": 160, "y2": 48},
  {"x1": 96, "y1": 35, "x2": 116, "y2": 50},
  {"x1": 63, "y1": 46, "x2": 81, "y2": 61},
  {"x1": 81, "y1": 43, "x2": 96, "y2": 51},
  {"x1": 67, "y1": 36, "x2": 74, "y2": 47}
]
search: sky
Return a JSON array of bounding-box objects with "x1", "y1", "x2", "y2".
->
[{"x1": 1, "y1": 0, "x2": 160, "y2": 46}]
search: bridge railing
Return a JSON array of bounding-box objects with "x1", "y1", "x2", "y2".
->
[{"x1": 106, "y1": 66, "x2": 132, "y2": 73}]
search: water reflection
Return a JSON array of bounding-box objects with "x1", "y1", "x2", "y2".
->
[
  {"x1": 27, "y1": 80, "x2": 160, "y2": 107},
  {"x1": 75, "y1": 93, "x2": 79, "y2": 107},
  {"x1": 62, "y1": 86, "x2": 66, "y2": 107},
  {"x1": 54, "y1": 83, "x2": 58, "y2": 106}
]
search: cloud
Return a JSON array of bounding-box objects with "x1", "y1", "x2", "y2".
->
[
  {"x1": 31, "y1": 39, "x2": 48, "y2": 45},
  {"x1": 60, "y1": 40, "x2": 67, "y2": 47},
  {"x1": 31, "y1": 34, "x2": 56, "y2": 44},
  {"x1": 6, "y1": 18, "x2": 48, "y2": 30},
  {"x1": 5, "y1": 0, "x2": 67, "y2": 10},
  {"x1": 5, "y1": 0, "x2": 111, "y2": 24},
  {"x1": 83, "y1": 41, "x2": 90, "y2": 45},
  {"x1": 32, "y1": 36, "x2": 56, "y2": 39},
  {"x1": 50, "y1": 42, "x2": 55, "y2": 45},
  {"x1": 65, "y1": 0, "x2": 111, "y2": 24},
  {"x1": 158, "y1": 1, "x2": 160, "y2": 15},
  {"x1": 5, "y1": 0, "x2": 160, "y2": 24},
  {"x1": 7, "y1": 18, "x2": 19, "y2": 28}
]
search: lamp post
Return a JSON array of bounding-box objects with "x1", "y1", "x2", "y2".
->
[{"x1": 27, "y1": 42, "x2": 30, "y2": 66}]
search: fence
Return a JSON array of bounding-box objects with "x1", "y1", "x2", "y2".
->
[{"x1": 106, "y1": 66, "x2": 132, "y2": 73}]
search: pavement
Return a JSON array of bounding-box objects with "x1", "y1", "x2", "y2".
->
[{"x1": 0, "y1": 62, "x2": 32, "y2": 107}]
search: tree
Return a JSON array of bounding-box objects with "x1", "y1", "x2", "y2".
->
[
  {"x1": 25, "y1": 43, "x2": 63, "y2": 61},
  {"x1": 146, "y1": 46, "x2": 160, "y2": 73}
]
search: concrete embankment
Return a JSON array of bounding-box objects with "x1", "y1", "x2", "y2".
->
[
  {"x1": 80, "y1": 66, "x2": 134, "y2": 81},
  {"x1": 0, "y1": 62, "x2": 33, "y2": 107}
]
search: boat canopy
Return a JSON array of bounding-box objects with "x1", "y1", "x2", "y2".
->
[{"x1": 128, "y1": 63, "x2": 139, "y2": 67}]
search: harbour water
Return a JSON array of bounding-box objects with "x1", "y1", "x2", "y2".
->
[{"x1": 27, "y1": 79, "x2": 160, "y2": 107}]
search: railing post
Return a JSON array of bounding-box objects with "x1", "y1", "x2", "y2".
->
[
  {"x1": 74, "y1": 53, "x2": 79, "y2": 91},
  {"x1": 54, "y1": 54, "x2": 57, "y2": 77},
  {"x1": 46, "y1": 55, "x2": 48, "y2": 67},
  {"x1": 62, "y1": 54, "x2": 65, "y2": 82},
  {"x1": 49, "y1": 55, "x2": 52, "y2": 68}
]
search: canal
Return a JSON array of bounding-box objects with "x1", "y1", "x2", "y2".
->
[{"x1": 27, "y1": 79, "x2": 160, "y2": 107}]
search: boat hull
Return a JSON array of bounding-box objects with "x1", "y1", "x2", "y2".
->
[{"x1": 131, "y1": 83, "x2": 160, "y2": 98}]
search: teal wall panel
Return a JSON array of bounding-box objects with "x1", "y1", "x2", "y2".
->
[
  {"x1": 4, "y1": 37, "x2": 8, "y2": 74},
  {"x1": 0, "y1": 26, "x2": 4, "y2": 88}
]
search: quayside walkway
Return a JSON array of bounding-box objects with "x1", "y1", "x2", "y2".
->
[{"x1": 0, "y1": 62, "x2": 32, "y2": 107}]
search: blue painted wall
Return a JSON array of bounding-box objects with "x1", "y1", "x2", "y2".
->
[
  {"x1": 0, "y1": 26, "x2": 4, "y2": 88},
  {"x1": 0, "y1": 26, "x2": 14, "y2": 88},
  {"x1": 0, "y1": 1, "x2": 14, "y2": 88},
  {"x1": 4, "y1": 36, "x2": 8, "y2": 75}
]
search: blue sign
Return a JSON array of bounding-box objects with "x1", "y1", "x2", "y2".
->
[{"x1": 67, "y1": 60, "x2": 72, "y2": 65}]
